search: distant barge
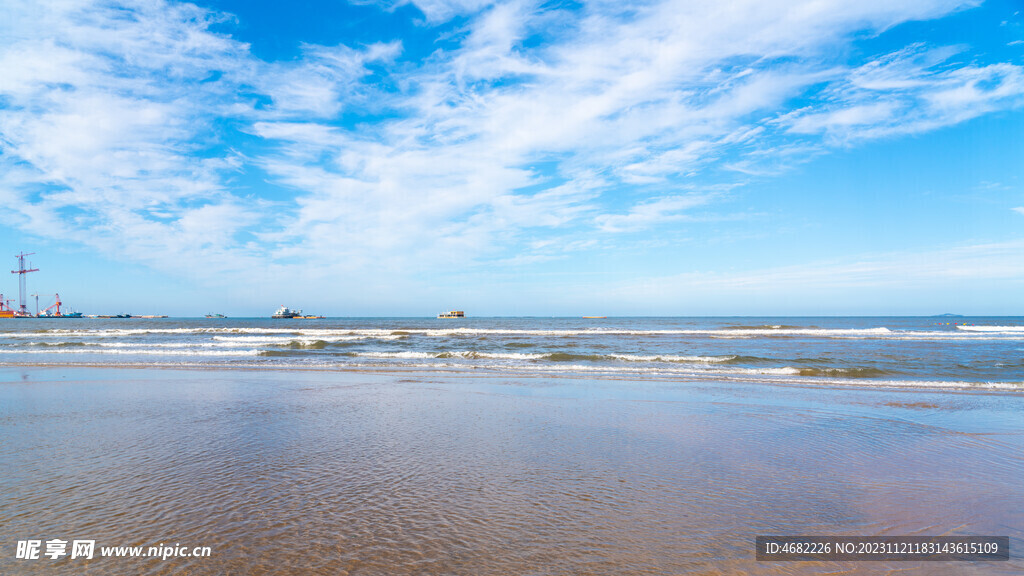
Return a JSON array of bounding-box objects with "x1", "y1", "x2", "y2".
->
[{"x1": 438, "y1": 310, "x2": 465, "y2": 319}]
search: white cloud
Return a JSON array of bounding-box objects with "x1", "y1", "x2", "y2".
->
[
  {"x1": 595, "y1": 193, "x2": 719, "y2": 233},
  {"x1": 250, "y1": 0, "x2": 1008, "y2": 271},
  {"x1": 0, "y1": 0, "x2": 1021, "y2": 303},
  {"x1": 0, "y1": 0, "x2": 279, "y2": 281},
  {"x1": 375, "y1": 0, "x2": 496, "y2": 23},
  {"x1": 257, "y1": 42, "x2": 402, "y2": 119},
  {"x1": 781, "y1": 46, "x2": 1024, "y2": 143},
  {"x1": 789, "y1": 102, "x2": 899, "y2": 134}
]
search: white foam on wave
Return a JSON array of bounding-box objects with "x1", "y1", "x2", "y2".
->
[
  {"x1": 353, "y1": 351, "x2": 740, "y2": 363},
  {"x1": 19, "y1": 340, "x2": 286, "y2": 349},
  {"x1": 297, "y1": 329, "x2": 399, "y2": 338},
  {"x1": 354, "y1": 350, "x2": 553, "y2": 360},
  {"x1": 353, "y1": 351, "x2": 438, "y2": 359},
  {"x1": 0, "y1": 348, "x2": 261, "y2": 357},
  {"x1": 5, "y1": 326, "x2": 1024, "y2": 341},
  {"x1": 414, "y1": 328, "x2": 1024, "y2": 341},
  {"x1": 4, "y1": 327, "x2": 395, "y2": 337},
  {"x1": 10, "y1": 327, "x2": 294, "y2": 337},
  {"x1": 349, "y1": 352, "x2": 803, "y2": 377},
  {"x1": 98, "y1": 342, "x2": 229, "y2": 348},
  {"x1": 17, "y1": 341, "x2": 275, "y2": 350},
  {"x1": 2, "y1": 327, "x2": 411, "y2": 339},
  {"x1": 956, "y1": 325, "x2": 1024, "y2": 332},
  {"x1": 348, "y1": 361, "x2": 813, "y2": 378},
  {"x1": 759, "y1": 375, "x2": 1024, "y2": 391},
  {"x1": 608, "y1": 354, "x2": 736, "y2": 363},
  {"x1": 445, "y1": 351, "x2": 548, "y2": 360},
  {"x1": 2, "y1": 355, "x2": 1018, "y2": 391},
  {"x1": 211, "y1": 335, "x2": 401, "y2": 344},
  {"x1": 397, "y1": 362, "x2": 1021, "y2": 390},
  {"x1": 410, "y1": 327, "x2": 899, "y2": 338}
]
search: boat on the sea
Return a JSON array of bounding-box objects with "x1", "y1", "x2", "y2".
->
[
  {"x1": 272, "y1": 305, "x2": 301, "y2": 319},
  {"x1": 583, "y1": 316, "x2": 607, "y2": 319},
  {"x1": 39, "y1": 311, "x2": 83, "y2": 318},
  {"x1": 438, "y1": 310, "x2": 465, "y2": 319},
  {"x1": 205, "y1": 313, "x2": 226, "y2": 318},
  {"x1": 299, "y1": 315, "x2": 325, "y2": 319}
]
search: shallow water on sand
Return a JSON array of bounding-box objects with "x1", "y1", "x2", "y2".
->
[{"x1": 1, "y1": 368, "x2": 1021, "y2": 574}]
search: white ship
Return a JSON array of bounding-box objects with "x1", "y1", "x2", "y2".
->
[{"x1": 272, "y1": 305, "x2": 301, "y2": 319}]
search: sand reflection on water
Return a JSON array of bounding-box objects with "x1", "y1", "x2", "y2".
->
[{"x1": 1, "y1": 368, "x2": 1021, "y2": 575}]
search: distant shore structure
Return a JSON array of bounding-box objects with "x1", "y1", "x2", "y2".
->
[
  {"x1": 35, "y1": 293, "x2": 82, "y2": 318},
  {"x1": 438, "y1": 310, "x2": 465, "y2": 319},
  {"x1": 11, "y1": 252, "x2": 38, "y2": 317},
  {"x1": 2, "y1": 253, "x2": 87, "y2": 318}
]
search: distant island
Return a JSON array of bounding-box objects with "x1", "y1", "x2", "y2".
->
[{"x1": 931, "y1": 313, "x2": 964, "y2": 317}]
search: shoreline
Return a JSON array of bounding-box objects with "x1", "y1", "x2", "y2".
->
[{"x1": 2, "y1": 361, "x2": 1023, "y2": 395}]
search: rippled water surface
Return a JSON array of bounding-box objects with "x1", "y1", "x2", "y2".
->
[
  {"x1": 2, "y1": 316, "x2": 1024, "y2": 390},
  {"x1": 2, "y1": 367, "x2": 1021, "y2": 575}
]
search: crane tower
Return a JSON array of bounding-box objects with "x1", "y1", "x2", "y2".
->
[{"x1": 11, "y1": 253, "x2": 38, "y2": 317}]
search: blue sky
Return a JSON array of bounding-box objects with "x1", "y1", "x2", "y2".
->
[{"x1": 0, "y1": 0, "x2": 1022, "y2": 316}]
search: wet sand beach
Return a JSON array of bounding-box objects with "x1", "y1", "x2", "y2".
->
[{"x1": 2, "y1": 367, "x2": 1021, "y2": 574}]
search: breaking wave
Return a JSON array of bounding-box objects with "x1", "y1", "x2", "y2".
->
[
  {"x1": 957, "y1": 325, "x2": 1024, "y2": 332},
  {"x1": 2, "y1": 317, "x2": 1021, "y2": 390}
]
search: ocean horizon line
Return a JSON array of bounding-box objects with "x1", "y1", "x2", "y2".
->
[{"x1": 12, "y1": 313, "x2": 1019, "y2": 319}]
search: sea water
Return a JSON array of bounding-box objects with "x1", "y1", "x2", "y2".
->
[
  {"x1": 1, "y1": 316, "x2": 1022, "y2": 390},
  {"x1": 3, "y1": 318, "x2": 1023, "y2": 574}
]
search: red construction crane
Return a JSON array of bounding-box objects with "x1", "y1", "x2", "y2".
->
[
  {"x1": 11, "y1": 252, "x2": 39, "y2": 316},
  {"x1": 40, "y1": 293, "x2": 63, "y2": 317}
]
